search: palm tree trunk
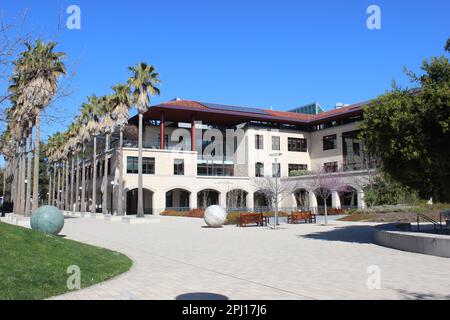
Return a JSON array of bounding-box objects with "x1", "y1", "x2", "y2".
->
[
  {"x1": 75, "y1": 154, "x2": 80, "y2": 212},
  {"x1": 91, "y1": 136, "x2": 97, "y2": 214},
  {"x1": 81, "y1": 143, "x2": 86, "y2": 212},
  {"x1": 2, "y1": 161, "x2": 6, "y2": 200},
  {"x1": 117, "y1": 127, "x2": 124, "y2": 216},
  {"x1": 65, "y1": 159, "x2": 69, "y2": 211},
  {"x1": 48, "y1": 164, "x2": 52, "y2": 205},
  {"x1": 137, "y1": 113, "x2": 144, "y2": 217},
  {"x1": 14, "y1": 145, "x2": 22, "y2": 214},
  {"x1": 25, "y1": 131, "x2": 33, "y2": 216},
  {"x1": 70, "y1": 156, "x2": 74, "y2": 211},
  {"x1": 32, "y1": 114, "x2": 40, "y2": 211},
  {"x1": 57, "y1": 165, "x2": 61, "y2": 209},
  {"x1": 61, "y1": 160, "x2": 65, "y2": 210},
  {"x1": 52, "y1": 163, "x2": 57, "y2": 206},
  {"x1": 102, "y1": 133, "x2": 110, "y2": 215},
  {"x1": 19, "y1": 140, "x2": 27, "y2": 214}
]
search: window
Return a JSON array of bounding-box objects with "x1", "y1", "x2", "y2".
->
[
  {"x1": 255, "y1": 134, "x2": 264, "y2": 150},
  {"x1": 255, "y1": 162, "x2": 264, "y2": 177},
  {"x1": 127, "y1": 157, "x2": 155, "y2": 174},
  {"x1": 324, "y1": 161, "x2": 338, "y2": 173},
  {"x1": 323, "y1": 134, "x2": 337, "y2": 150},
  {"x1": 271, "y1": 136, "x2": 280, "y2": 151},
  {"x1": 288, "y1": 164, "x2": 308, "y2": 176},
  {"x1": 272, "y1": 163, "x2": 281, "y2": 178},
  {"x1": 174, "y1": 159, "x2": 184, "y2": 175},
  {"x1": 288, "y1": 138, "x2": 307, "y2": 152},
  {"x1": 157, "y1": 134, "x2": 169, "y2": 149}
]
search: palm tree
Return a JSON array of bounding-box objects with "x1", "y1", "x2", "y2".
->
[
  {"x1": 111, "y1": 83, "x2": 132, "y2": 216},
  {"x1": 99, "y1": 96, "x2": 115, "y2": 215},
  {"x1": 80, "y1": 95, "x2": 102, "y2": 214},
  {"x1": 128, "y1": 63, "x2": 161, "y2": 217},
  {"x1": 10, "y1": 40, "x2": 66, "y2": 212}
]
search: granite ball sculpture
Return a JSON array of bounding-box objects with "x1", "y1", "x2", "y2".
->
[
  {"x1": 30, "y1": 205, "x2": 65, "y2": 235},
  {"x1": 204, "y1": 205, "x2": 227, "y2": 227}
]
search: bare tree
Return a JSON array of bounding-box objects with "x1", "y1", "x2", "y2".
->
[
  {"x1": 307, "y1": 166, "x2": 345, "y2": 225},
  {"x1": 252, "y1": 176, "x2": 298, "y2": 228}
]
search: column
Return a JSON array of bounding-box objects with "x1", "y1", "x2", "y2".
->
[
  {"x1": 190, "y1": 192, "x2": 198, "y2": 210},
  {"x1": 191, "y1": 115, "x2": 196, "y2": 152},
  {"x1": 357, "y1": 190, "x2": 366, "y2": 210},
  {"x1": 331, "y1": 190, "x2": 341, "y2": 209},
  {"x1": 246, "y1": 192, "x2": 254, "y2": 212},
  {"x1": 160, "y1": 111, "x2": 165, "y2": 150},
  {"x1": 309, "y1": 190, "x2": 318, "y2": 214},
  {"x1": 219, "y1": 191, "x2": 227, "y2": 208},
  {"x1": 153, "y1": 191, "x2": 165, "y2": 216}
]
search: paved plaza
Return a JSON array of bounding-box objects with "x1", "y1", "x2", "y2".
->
[{"x1": 52, "y1": 216, "x2": 450, "y2": 300}]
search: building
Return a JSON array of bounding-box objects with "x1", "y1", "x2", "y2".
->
[{"x1": 83, "y1": 99, "x2": 373, "y2": 215}]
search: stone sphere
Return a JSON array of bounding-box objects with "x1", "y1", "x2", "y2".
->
[
  {"x1": 30, "y1": 205, "x2": 65, "y2": 235},
  {"x1": 204, "y1": 205, "x2": 227, "y2": 227}
]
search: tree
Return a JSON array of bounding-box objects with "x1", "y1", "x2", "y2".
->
[
  {"x1": 360, "y1": 48, "x2": 450, "y2": 202},
  {"x1": 128, "y1": 62, "x2": 161, "y2": 217},
  {"x1": 100, "y1": 95, "x2": 115, "y2": 215},
  {"x1": 252, "y1": 176, "x2": 298, "y2": 227},
  {"x1": 110, "y1": 83, "x2": 132, "y2": 216},
  {"x1": 445, "y1": 38, "x2": 450, "y2": 53},
  {"x1": 307, "y1": 167, "x2": 345, "y2": 225}
]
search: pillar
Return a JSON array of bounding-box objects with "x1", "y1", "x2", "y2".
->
[
  {"x1": 331, "y1": 190, "x2": 341, "y2": 209},
  {"x1": 191, "y1": 115, "x2": 196, "y2": 152},
  {"x1": 246, "y1": 192, "x2": 254, "y2": 212},
  {"x1": 153, "y1": 191, "x2": 165, "y2": 216},
  {"x1": 160, "y1": 111, "x2": 165, "y2": 150},
  {"x1": 219, "y1": 191, "x2": 227, "y2": 208},
  {"x1": 190, "y1": 192, "x2": 197, "y2": 210},
  {"x1": 309, "y1": 190, "x2": 318, "y2": 214},
  {"x1": 357, "y1": 190, "x2": 366, "y2": 210}
]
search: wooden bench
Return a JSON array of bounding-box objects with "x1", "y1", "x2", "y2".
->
[
  {"x1": 238, "y1": 213, "x2": 265, "y2": 227},
  {"x1": 287, "y1": 211, "x2": 316, "y2": 224}
]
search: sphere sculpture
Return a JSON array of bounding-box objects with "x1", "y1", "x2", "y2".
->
[
  {"x1": 30, "y1": 205, "x2": 65, "y2": 235},
  {"x1": 204, "y1": 205, "x2": 227, "y2": 228}
]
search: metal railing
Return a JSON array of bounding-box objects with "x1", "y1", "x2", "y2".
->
[{"x1": 416, "y1": 213, "x2": 442, "y2": 232}]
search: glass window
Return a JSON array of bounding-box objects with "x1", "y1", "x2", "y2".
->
[
  {"x1": 271, "y1": 136, "x2": 280, "y2": 151},
  {"x1": 174, "y1": 159, "x2": 184, "y2": 175},
  {"x1": 288, "y1": 164, "x2": 308, "y2": 176},
  {"x1": 288, "y1": 138, "x2": 307, "y2": 152},
  {"x1": 126, "y1": 157, "x2": 155, "y2": 174},
  {"x1": 255, "y1": 162, "x2": 264, "y2": 177},
  {"x1": 323, "y1": 134, "x2": 337, "y2": 150},
  {"x1": 272, "y1": 163, "x2": 281, "y2": 177},
  {"x1": 324, "y1": 161, "x2": 338, "y2": 173},
  {"x1": 255, "y1": 134, "x2": 264, "y2": 150}
]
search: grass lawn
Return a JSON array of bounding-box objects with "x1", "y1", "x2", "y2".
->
[{"x1": 0, "y1": 222, "x2": 132, "y2": 300}]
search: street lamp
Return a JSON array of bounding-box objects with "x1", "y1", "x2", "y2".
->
[{"x1": 269, "y1": 152, "x2": 283, "y2": 229}]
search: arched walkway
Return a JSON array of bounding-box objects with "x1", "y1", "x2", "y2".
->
[
  {"x1": 166, "y1": 188, "x2": 191, "y2": 211},
  {"x1": 126, "y1": 188, "x2": 153, "y2": 215},
  {"x1": 339, "y1": 186, "x2": 358, "y2": 209},
  {"x1": 253, "y1": 191, "x2": 269, "y2": 212},
  {"x1": 293, "y1": 189, "x2": 309, "y2": 210},
  {"x1": 226, "y1": 189, "x2": 248, "y2": 211},
  {"x1": 197, "y1": 189, "x2": 220, "y2": 208},
  {"x1": 315, "y1": 188, "x2": 332, "y2": 214}
]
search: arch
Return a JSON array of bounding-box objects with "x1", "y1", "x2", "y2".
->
[
  {"x1": 253, "y1": 191, "x2": 269, "y2": 212},
  {"x1": 166, "y1": 188, "x2": 191, "y2": 211},
  {"x1": 293, "y1": 188, "x2": 310, "y2": 210},
  {"x1": 126, "y1": 188, "x2": 153, "y2": 215},
  {"x1": 314, "y1": 187, "x2": 332, "y2": 213},
  {"x1": 226, "y1": 189, "x2": 248, "y2": 211},
  {"x1": 338, "y1": 185, "x2": 358, "y2": 209},
  {"x1": 197, "y1": 189, "x2": 220, "y2": 208}
]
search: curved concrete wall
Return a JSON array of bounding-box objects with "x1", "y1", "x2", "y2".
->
[{"x1": 374, "y1": 224, "x2": 450, "y2": 258}]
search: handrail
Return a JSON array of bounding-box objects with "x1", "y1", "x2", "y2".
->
[{"x1": 417, "y1": 213, "x2": 442, "y2": 232}]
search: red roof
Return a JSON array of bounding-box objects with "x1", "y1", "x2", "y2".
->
[{"x1": 131, "y1": 99, "x2": 369, "y2": 126}]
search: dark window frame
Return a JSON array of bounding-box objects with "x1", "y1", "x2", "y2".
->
[
  {"x1": 323, "y1": 134, "x2": 337, "y2": 151},
  {"x1": 288, "y1": 137, "x2": 307, "y2": 152}
]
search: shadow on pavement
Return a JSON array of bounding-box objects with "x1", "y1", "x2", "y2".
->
[
  {"x1": 299, "y1": 225, "x2": 375, "y2": 244},
  {"x1": 176, "y1": 292, "x2": 229, "y2": 300}
]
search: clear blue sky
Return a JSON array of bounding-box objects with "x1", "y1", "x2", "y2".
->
[{"x1": 1, "y1": 0, "x2": 449, "y2": 141}]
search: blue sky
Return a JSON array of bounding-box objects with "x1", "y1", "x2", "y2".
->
[{"x1": 1, "y1": 0, "x2": 449, "y2": 141}]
